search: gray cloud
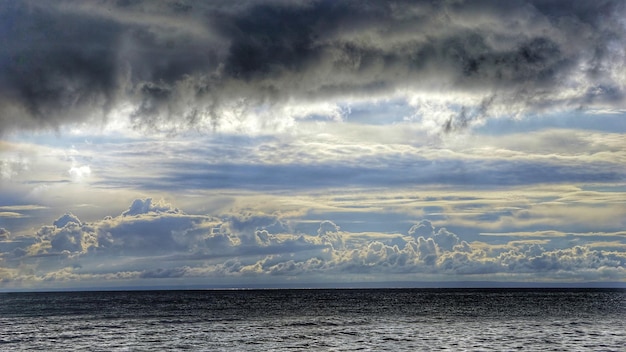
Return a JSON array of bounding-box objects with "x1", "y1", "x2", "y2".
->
[
  {"x1": 122, "y1": 198, "x2": 180, "y2": 216},
  {"x1": 408, "y1": 220, "x2": 435, "y2": 238},
  {"x1": 317, "y1": 220, "x2": 345, "y2": 250},
  {"x1": 1, "y1": 198, "x2": 625, "y2": 287},
  {"x1": 95, "y1": 157, "x2": 625, "y2": 193},
  {"x1": 1, "y1": 0, "x2": 625, "y2": 134},
  {"x1": 53, "y1": 213, "x2": 82, "y2": 228},
  {"x1": 50, "y1": 222, "x2": 91, "y2": 253},
  {"x1": 0, "y1": 228, "x2": 9, "y2": 240},
  {"x1": 432, "y1": 228, "x2": 461, "y2": 252}
]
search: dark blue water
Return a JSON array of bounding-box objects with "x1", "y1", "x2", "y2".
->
[{"x1": 1, "y1": 289, "x2": 624, "y2": 351}]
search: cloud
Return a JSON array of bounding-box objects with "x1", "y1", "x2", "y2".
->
[
  {"x1": 1, "y1": 198, "x2": 625, "y2": 288},
  {"x1": 1, "y1": 0, "x2": 625, "y2": 134},
  {"x1": 408, "y1": 220, "x2": 435, "y2": 238},
  {"x1": 50, "y1": 221, "x2": 95, "y2": 253},
  {"x1": 0, "y1": 157, "x2": 30, "y2": 180},
  {"x1": 0, "y1": 212, "x2": 24, "y2": 218},
  {"x1": 223, "y1": 212, "x2": 282, "y2": 235},
  {"x1": 68, "y1": 165, "x2": 91, "y2": 182},
  {"x1": 0, "y1": 228, "x2": 9, "y2": 240},
  {"x1": 432, "y1": 228, "x2": 461, "y2": 252},
  {"x1": 0, "y1": 205, "x2": 48, "y2": 211},
  {"x1": 106, "y1": 156, "x2": 624, "y2": 193},
  {"x1": 317, "y1": 220, "x2": 345, "y2": 250},
  {"x1": 139, "y1": 267, "x2": 187, "y2": 279},
  {"x1": 53, "y1": 213, "x2": 82, "y2": 228},
  {"x1": 122, "y1": 198, "x2": 179, "y2": 216}
]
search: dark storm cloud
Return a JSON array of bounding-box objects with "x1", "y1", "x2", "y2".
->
[{"x1": 1, "y1": 0, "x2": 625, "y2": 133}]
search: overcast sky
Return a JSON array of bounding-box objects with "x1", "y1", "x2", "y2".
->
[{"x1": 1, "y1": 0, "x2": 625, "y2": 290}]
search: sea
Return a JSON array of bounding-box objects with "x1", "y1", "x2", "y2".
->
[{"x1": 0, "y1": 288, "x2": 624, "y2": 351}]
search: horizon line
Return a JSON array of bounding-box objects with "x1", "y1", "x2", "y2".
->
[{"x1": 3, "y1": 281, "x2": 625, "y2": 293}]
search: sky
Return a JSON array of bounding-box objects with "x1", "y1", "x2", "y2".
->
[{"x1": 0, "y1": 0, "x2": 625, "y2": 291}]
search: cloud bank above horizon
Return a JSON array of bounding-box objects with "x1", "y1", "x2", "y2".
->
[{"x1": 2, "y1": 197, "x2": 624, "y2": 289}]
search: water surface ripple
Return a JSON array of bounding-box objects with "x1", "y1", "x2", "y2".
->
[{"x1": 1, "y1": 288, "x2": 624, "y2": 351}]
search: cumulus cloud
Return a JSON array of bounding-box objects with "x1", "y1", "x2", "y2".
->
[
  {"x1": 317, "y1": 220, "x2": 345, "y2": 250},
  {"x1": 122, "y1": 198, "x2": 179, "y2": 216},
  {"x1": 432, "y1": 228, "x2": 461, "y2": 252},
  {"x1": 53, "y1": 213, "x2": 82, "y2": 228},
  {"x1": 1, "y1": 198, "x2": 625, "y2": 288},
  {"x1": 1, "y1": 0, "x2": 625, "y2": 134},
  {"x1": 50, "y1": 221, "x2": 95, "y2": 253},
  {"x1": 0, "y1": 228, "x2": 10, "y2": 240},
  {"x1": 408, "y1": 220, "x2": 435, "y2": 238},
  {"x1": 223, "y1": 212, "x2": 282, "y2": 235}
]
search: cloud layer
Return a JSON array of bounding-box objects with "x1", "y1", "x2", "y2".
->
[
  {"x1": 1, "y1": 0, "x2": 625, "y2": 134},
  {"x1": 1, "y1": 198, "x2": 624, "y2": 289},
  {"x1": 1, "y1": 1, "x2": 625, "y2": 290}
]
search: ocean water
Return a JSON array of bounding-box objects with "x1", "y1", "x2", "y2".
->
[{"x1": 0, "y1": 288, "x2": 624, "y2": 351}]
